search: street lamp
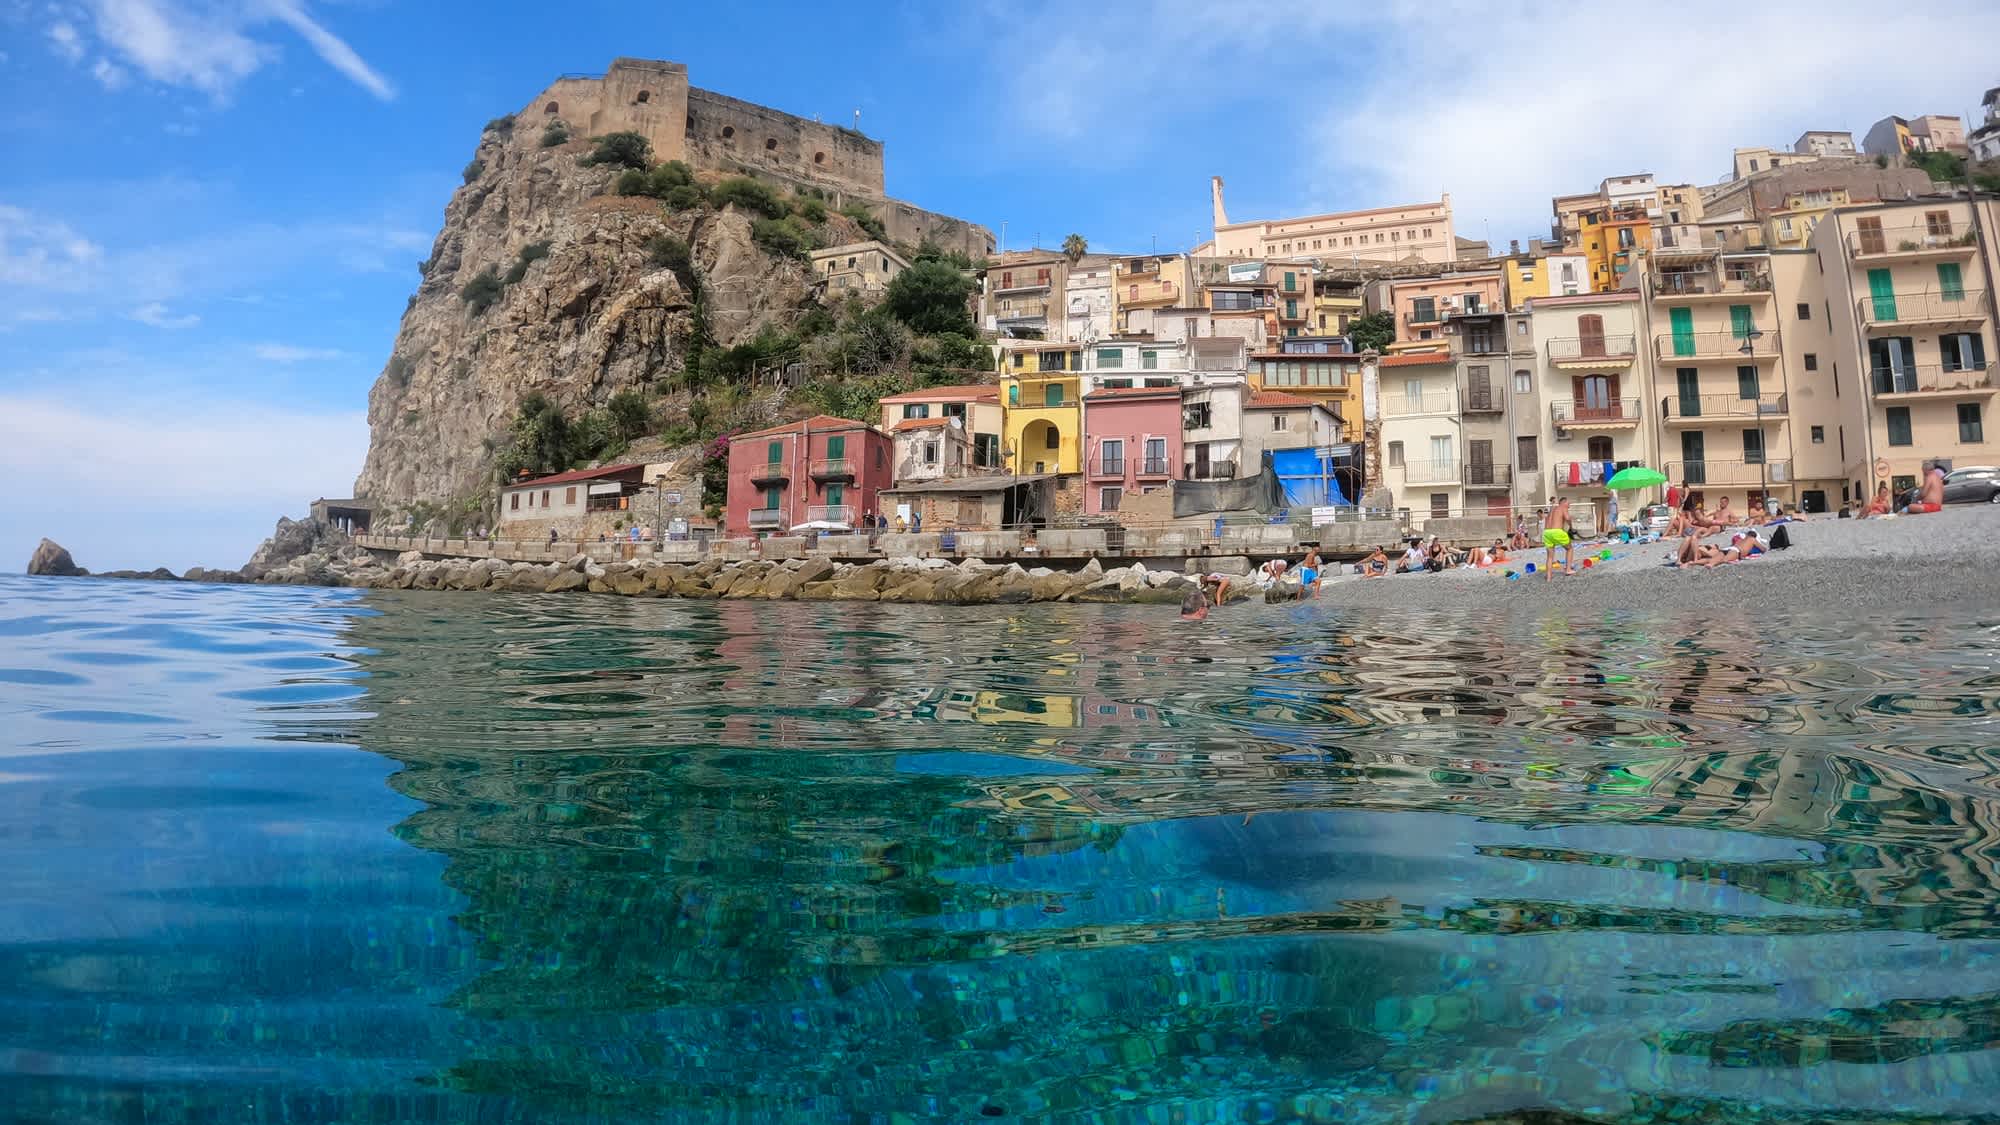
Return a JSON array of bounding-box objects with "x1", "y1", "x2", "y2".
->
[{"x1": 654, "y1": 473, "x2": 668, "y2": 550}]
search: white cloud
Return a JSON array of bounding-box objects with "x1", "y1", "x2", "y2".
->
[
  {"x1": 252, "y1": 342, "x2": 343, "y2": 362},
  {"x1": 0, "y1": 204, "x2": 103, "y2": 289},
  {"x1": 50, "y1": 0, "x2": 393, "y2": 101},
  {"x1": 0, "y1": 390, "x2": 369, "y2": 572},
  {"x1": 977, "y1": 0, "x2": 2000, "y2": 241},
  {"x1": 130, "y1": 301, "x2": 199, "y2": 328}
]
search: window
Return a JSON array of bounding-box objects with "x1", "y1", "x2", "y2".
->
[
  {"x1": 1144, "y1": 377, "x2": 1175, "y2": 388},
  {"x1": 824, "y1": 483, "x2": 844, "y2": 507},
  {"x1": 1272, "y1": 414, "x2": 1290, "y2": 430},
  {"x1": 1737, "y1": 365, "x2": 1760, "y2": 400},
  {"x1": 1617, "y1": 228, "x2": 1635, "y2": 249},
  {"x1": 1036, "y1": 268, "x2": 1051, "y2": 285},
  {"x1": 1387, "y1": 441, "x2": 1404, "y2": 467},
  {"x1": 1742, "y1": 429, "x2": 1765, "y2": 464},
  {"x1": 1144, "y1": 437, "x2": 1166, "y2": 469},
  {"x1": 1514, "y1": 370, "x2": 1532, "y2": 394},
  {"x1": 902, "y1": 403, "x2": 931, "y2": 419},
  {"x1": 1007, "y1": 384, "x2": 1019, "y2": 406},
  {"x1": 1516, "y1": 435, "x2": 1538, "y2": 471},
  {"x1": 1043, "y1": 383, "x2": 1064, "y2": 407},
  {"x1": 1141, "y1": 350, "x2": 1159, "y2": 370},
  {"x1": 826, "y1": 434, "x2": 846, "y2": 460},
  {"x1": 1804, "y1": 353, "x2": 1818, "y2": 371},
  {"x1": 1100, "y1": 487, "x2": 1122, "y2": 511},
  {"x1": 1101, "y1": 378, "x2": 1133, "y2": 389},
  {"x1": 762, "y1": 486, "x2": 780, "y2": 510},
  {"x1": 1926, "y1": 210, "x2": 1954, "y2": 237},
  {"x1": 510, "y1": 492, "x2": 519, "y2": 510},
  {"x1": 1939, "y1": 262, "x2": 1965, "y2": 300},
  {"x1": 565, "y1": 486, "x2": 576, "y2": 505},
  {"x1": 1811, "y1": 425, "x2": 1825, "y2": 443},
  {"x1": 1586, "y1": 435, "x2": 1613, "y2": 461},
  {"x1": 1886, "y1": 406, "x2": 1913, "y2": 446},
  {"x1": 1961, "y1": 403, "x2": 1985, "y2": 443},
  {"x1": 1412, "y1": 297, "x2": 1436, "y2": 321},
  {"x1": 1011, "y1": 352, "x2": 1025, "y2": 368},
  {"x1": 1097, "y1": 348, "x2": 1124, "y2": 369},
  {"x1": 1044, "y1": 426, "x2": 1060, "y2": 450},
  {"x1": 1001, "y1": 271, "x2": 1013, "y2": 288},
  {"x1": 1185, "y1": 401, "x2": 1212, "y2": 429},
  {"x1": 1283, "y1": 271, "x2": 1296, "y2": 291},
  {"x1": 974, "y1": 433, "x2": 1000, "y2": 467},
  {"x1": 1100, "y1": 438, "x2": 1124, "y2": 472},
  {"x1": 922, "y1": 442, "x2": 939, "y2": 465},
  {"x1": 1942, "y1": 333, "x2": 1987, "y2": 371},
  {"x1": 1430, "y1": 493, "x2": 1449, "y2": 519}
]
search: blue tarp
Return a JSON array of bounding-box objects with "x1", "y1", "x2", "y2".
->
[{"x1": 1270, "y1": 447, "x2": 1349, "y2": 509}]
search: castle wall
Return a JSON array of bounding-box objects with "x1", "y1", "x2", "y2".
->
[{"x1": 683, "y1": 88, "x2": 883, "y2": 197}]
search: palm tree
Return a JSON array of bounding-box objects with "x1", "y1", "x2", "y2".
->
[{"x1": 1062, "y1": 233, "x2": 1087, "y2": 263}]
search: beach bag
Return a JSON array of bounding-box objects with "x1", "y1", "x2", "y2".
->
[{"x1": 1769, "y1": 524, "x2": 1791, "y2": 551}]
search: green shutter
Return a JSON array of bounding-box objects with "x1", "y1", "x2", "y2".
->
[
  {"x1": 1938, "y1": 262, "x2": 1965, "y2": 300},
  {"x1": 825, "y1": 483, "x2": 843, "y2": 507},
  {"x1": 1670, "y1": 308, "x2": 1695, "y2": 356},
  {"x1": 1283, "y1": 271, "x2": 1296, "y2": 291},
  {"x1": 1728, "y1": 304, "x2": 1753, "y2": 339},
  {"x1": 1869, "y1": 269, "x2": 1897, "y2": 320},
  {"x1": 1045, "y1": 382, "x2": 1063, "y2": 407},
  {"x1": 1142, "y1": 350, "x2": 1158, "y2": 369},
  {"x1": 827, "y1": 434, "x2": 846, "y2": 459},
  {"x1": 1008, "y1": 384, "x2": 1019, "y2": 406},
  {"x1": 766, "y1": 440, "x2": 782, "y2": 463},
  {"x1": 763, "y1": 485, "x2": 780, "y2": 509}
]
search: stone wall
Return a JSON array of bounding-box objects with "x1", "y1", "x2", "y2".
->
[{"x1": 683, "y1": 88, "x2": 884, "y2": 196}]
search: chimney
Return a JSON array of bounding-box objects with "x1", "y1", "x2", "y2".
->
[{"x1": 1510, "y1": 239, "x2": 1521, "y2": 255}]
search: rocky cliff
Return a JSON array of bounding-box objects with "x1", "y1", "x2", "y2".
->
[{"x1": 352, "y1": 118, "x2": 825, "y2": 508}]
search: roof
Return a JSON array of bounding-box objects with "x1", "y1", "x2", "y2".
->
[
  {"x1": 1245, "y1": 391, "x2": 1321, "y2": 409},
  {"x1": 731, "y1": 414, "x2": 881, "y2": 441},
  {"x1": 881, "y1": 474, "x2": 1054, "y2": 494},
  {"x1": 877, "y1": 383, "x2": 999, "y2": 403},
  {"x1": 1377, "y1": 352, "x2": 1454, "y2": 367},
  {"x1": 892, "y1": 417, "x2": 956, "y2": 431},
  {"x1": 1084, "y1": 385, "x2": 1180, "y2": 400},
  {"x1": 504, "y1": 462, "x2": 649, "y2": 489}
]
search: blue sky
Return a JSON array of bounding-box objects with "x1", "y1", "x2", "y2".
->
[{"x1": 2, "y1": 0, "x2": 1995, "y2": 571}]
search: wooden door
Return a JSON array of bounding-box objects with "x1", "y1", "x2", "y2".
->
[
  {"x1": 1856, "y1": 216, "x2": 1884, "y2": 255},
  {"x1": 1578, "y1": 313, "x2": 1605, "y2": 357},
  {"x1": 1468, "y1": 439, "x2": 1494, "y2": 485}
]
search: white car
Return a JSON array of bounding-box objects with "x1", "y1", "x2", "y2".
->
[{"x1": 1637, "y1": 504, "x2": 1672, "y2": 534}]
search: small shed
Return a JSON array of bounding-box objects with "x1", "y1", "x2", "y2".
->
[{"x1": 878, "y1": 474, "x2": 1055, "y2": 531}]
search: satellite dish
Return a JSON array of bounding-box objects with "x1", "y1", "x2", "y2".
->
[{"x1": 949, "y1": 415, "x2": 964, "y2": 429}]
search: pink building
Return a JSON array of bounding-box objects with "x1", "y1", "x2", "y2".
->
[
  {"x1": 725, "y1": 415, "x2": 892, "y2": 537},
  {"x1": 1081, "y1": 386, "x2": 1182, "y2": 516}
]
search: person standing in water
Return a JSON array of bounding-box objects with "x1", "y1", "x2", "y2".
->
[{"x1": 1542, "y1": 496, "x2": 1574, "y2": 580}]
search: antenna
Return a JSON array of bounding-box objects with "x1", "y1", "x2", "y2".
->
[{"x1": 852, "y1": 108, "x2": 861, "y2": 132}]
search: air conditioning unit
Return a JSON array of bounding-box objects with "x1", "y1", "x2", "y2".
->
[{"x1": 1554, "y1": 431, "x2": 1575, "y2": 442}]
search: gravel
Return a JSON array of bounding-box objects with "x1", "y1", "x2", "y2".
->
[{"x1": 1303, "y1": 505, "x2": 2000, "y2": 613}]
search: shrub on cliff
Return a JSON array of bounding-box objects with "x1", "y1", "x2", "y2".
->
[
  {"x1": 582, "y1": 131, "x2": 653, "y2": 170},
  {"x1": 484, "y1": 114, "x2": 515, "y2": 136},
  {"x1": 462, "y1": 159, "x2": 485, "y2": 184},
  {"x1": 839, "y1": 202, "x2": 888, "y2": 242},
  {"x1": 792, "y1": 195, "x2": 827, "y2": 223},
  {"x1": 460, "y1": 268, "x2": 504, "y2": 315},
  {"x1": 880, "y1": 259, "x2": 975, "y2": 336},
  {"x1": 750, "y1": 216, "x2": 816, "y2": 261},
  {"x1": 606, "y1": 389, "x2": 652, "y2": 441},
  {"x1": 615, "y1": 160, "x2": 705, "y2": 207},
  {"x1": 502, "y1": 241, "x2": 550, "y2": 285},
  {"x1": 662, "y1": 184, "x2": 707, "y2": 212},
  {"x1": 644, "y1": 233, "x2": 699, "y2": 295},
  {"x1": 540, "y1": 122, "x2": 570, "y2": 148},
  {"x1": 711, "y1": 176, "x2": 787, "y2": 219}
]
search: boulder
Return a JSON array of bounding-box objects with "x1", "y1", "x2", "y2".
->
[
  {"x1": 397, "y1": 550, "x2": 426, "y2": 566},
  {"x1": 828, "y1": 566, "x2": 891, "y2": 601},
  {"x1": 507, "y1": 567, "x2": 551, "y2": 592},
  {"x1": 611, "y1": 572, "x2": 650, "y2": 596},
  {"x1": 545, "y1": 570, "x2": 590, "y2": 593},
  {"x1": 1027, "y1": 571, "x2": 1082, "y2": 602},
  {"x1": 26, "y1": 538, "x2": 86, "y2": 577},
  {"x1": 1079, "y1": 557, "x2": 1103, "y2": 578}
]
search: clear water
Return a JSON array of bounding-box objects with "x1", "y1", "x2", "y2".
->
[{"x1": 5, "y1": 573, "x2": 2000, "y2": 1124}]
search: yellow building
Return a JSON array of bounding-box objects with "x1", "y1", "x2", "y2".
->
[
  {"x1": 1110, "y1": 254, "x2": 1192, "y2": 334},
  {"x1": 1579, "y1": 207, "x2": 1655, "y2": 291},
  {"x1": 1765, "y1": 187, "x2": 1850, "y2": 250},
  {"x1": 1311, "y1": 274, "x2": 1364, "y2": 336},
  {"x1": 998, "y1": 342, "x2": 1083, "y2": 474},
  {"x1": 1247, "y1": 349, "x2": 1364, "y2": 443},
  {"x1": 1504, "y1": 252, "x2": 1588, "y2": 308}
]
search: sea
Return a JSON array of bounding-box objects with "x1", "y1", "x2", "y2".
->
[{"x1": 4, "y1": 572, "x2": 1999, "y2": 1124}]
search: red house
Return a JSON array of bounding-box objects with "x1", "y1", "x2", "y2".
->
[{"x1": 725, "y1": 415, "x2": 894, "y2": 536}]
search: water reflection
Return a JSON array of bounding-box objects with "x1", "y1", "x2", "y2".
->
[{"x1": 343, "y1": 595, "x2": 2000, "y2": 1122}]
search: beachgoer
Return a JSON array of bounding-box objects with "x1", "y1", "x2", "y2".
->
[
  {"x1": 1397, "y1": 539, "x2": 1426, "y2": 574},
  {"x1": 1542, "y1": 497, "x2": 1574, "y2": 579},
  {"x1": 1911, "y1": 467, "x2": 1945, "y2": 513},
  {"x1": 549, "y1": 528, "x2": 558, "y2": 545},
  {"x1": 1297, "y1": 548, "x2": 1323, "y2": 595},
  {"x1": 1256, "y1": 558, "x2": 1289, "y2": 586},
  {"x1": 1709, "y1": 497, "x2": 1736, "y2": 527},
  {"x1": 1200, "y1": 572, "x2": 1232, "y2": 605},
  {"x1": 1179, "y1": 585, "x2": 1210, "y2": 622},
  {"x1": 1361, "y1": 548, "x2": 1390, "y2": 577}
]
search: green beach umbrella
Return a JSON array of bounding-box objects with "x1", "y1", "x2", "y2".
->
[{"x1": 1604, "y1": 466, "x2": 1667, "y2": 492}]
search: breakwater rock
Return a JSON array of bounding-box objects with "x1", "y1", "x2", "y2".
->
[{"x1": 348, "y1": 553, "x2": 1288, "y2": 605}]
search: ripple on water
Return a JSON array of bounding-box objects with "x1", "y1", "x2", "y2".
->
[{"x1": 4, "y1": 577, "x2": 2000, "y2": 1124}]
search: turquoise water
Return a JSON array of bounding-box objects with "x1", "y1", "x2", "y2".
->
[{"x1": 4, "y1": 573, "x2": 2000, "y2": 1123}]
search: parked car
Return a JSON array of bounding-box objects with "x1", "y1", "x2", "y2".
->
[
  {"x1": 1638, "y1": 504, "x2": 1671, "y2": 534},
  {"x1": 1942, "y1": 466, "x2": 2000, "y2": 504}
]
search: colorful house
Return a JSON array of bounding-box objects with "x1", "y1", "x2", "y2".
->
[
  {"x1": 1578, "y1": 207, "x2": 1654, "y2": 292},
  {"x1": 877, "y1": 384, "x2": 1003, "y2": 474},
  {"x1": 724, "y1": 415, "x2": 892, "y2": 536},
  {"x1": 998, "y1": 342, "x2": 1083, "y2": 474},
  {"x1": 1247, "y1": 343, "x2": 1362, "y2": 443},
  {"x1": 1080, "y1": 385, "x2": 1181, "y2": 516}
]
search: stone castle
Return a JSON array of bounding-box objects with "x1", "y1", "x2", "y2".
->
[{"x1": 527, "y1": 59, "x2": 992, "y2": 258}]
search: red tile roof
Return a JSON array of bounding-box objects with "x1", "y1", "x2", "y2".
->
[
  {"x1": 892, "y1": 417, "x2": 955, "y2": 431},
  {"x1": 1378, "y1": 352, "x2": 1454, "y2": 367},
  {"x1": 730, "y1": 414, "x2": 881, "y2": 440},
  {"x1": 877, "y1": 384, "x2": 999, "y2": 402},
  {"x1": 1245, "y1": 391, "x2": 1320, "y2": 409},
  {"x1": 504, "y1": 462, "x2": 648, "y2": 489}
]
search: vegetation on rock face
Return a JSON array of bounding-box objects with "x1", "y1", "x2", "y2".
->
[
  {"x1": 839, "y1": 201, "x2": 888, "y2": 243},
  {"x1": 606, "y1": 389, "x2": 652, "y2": 441},
  {"x1": 644, "y1": 233, "x2": 697, "y2": 294},
  {"x1": 750, "y1": 216, "x2": 817, "y2": 260},
  {"x1": 462, "y1": 159, "x2": 486, "y2": 185},
  {"x1": 502, "y1": 241, "x2": 551, "y2": 285},
  {"x1": 792, "y1": 195, "x2": 827, "y2": 223},
  {"x1": 494, "y1": 390, "x2": 648, "y2": 482},
  {"x1": 540, "y1": 121, "x2": 570, "y2": 148},
  {"x1": 461, "y1": 268, "x2": 504, "y2": 315},
  {"x1": 614, "y1": 159, "x2": 702, "y2": 203},
  {"x1": 1347, "y1": 310, "x2": 1396, "y2": 353},
  {"x1": 881, "y1": 259, "x2": 976, "y2": 336},
  {"x1": 582, "y1": 131, "x2": 653, "y2": 170},
  {"x1": 710, "y1": 176, "x2": 788, "y2": 220},
  {"x1": 484, "y1": 114, "x2": 515, "y2": 137}
]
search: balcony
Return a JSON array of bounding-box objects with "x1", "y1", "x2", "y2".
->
[
  {"x1": 1461, "y1": 393, "x2": 1504, "y2": 416},
  {"x1": 1089, "y1": 456, "x2": 1127, "y2": 480},
  {"x1": 1138, "y1": 456, "x2": 1171, "y2": 478},
  {"x1": 1383, "y1": 391, "x2": 1458, "y2": 417},
  {"x1": 1117, "y1": 259, "x2": 1161, "y2": 280},
  {"x1": 991, "y1": 278, "x2": 1052, "y2": 296},
  {"x1": 1654, "y1": 331, "x2": 1780, "y2": 363},
  {"x1": 1869, "y1": 363, "x2": 1996, "y2": 400},
  {"x1": 1463, "y1": 463, "x2": 1513, "y2": 488},
  {"x1": 1444, "y1": 302, "x2": 1500, "y2": 321},
  {"x1": 996, "y1": 299, "x2": 1051, "y2": 321},
  {"x1": 1278, "y1": 303, "x2": 1309, "y2": 322},
  {"x1": 1856, "y1": 290, "x2": 1988, "y2": 332},
  {"x1": 809, "y1": 458, "x2": 854, "y2": 481},
  {"x1": 1551, "y1": 398, "x2": 1642, "y2": 429},
  {"x1": 1847, "y1": 225, "x2": 1979, "y2": 262},
  {"x1": 805, "y1": 504, "x2": 855, "y2": 526},
  {"x1": 1404, "y1": 308, "x2": 1444, "y2": 328},
  {"x1": 1013, "y1": 394, "x2": 1080, "y2": 410},
  {"x1": 1547, "y1": 335, "x2": 1638, "y2": 368},
  {"x1": 1402, "y1": 459, "x2": 1461, "y2": 485},
  {"x1": 1184, "y1": 460, "x2": 1238, "y2": 481},
  {"x1": 1665, "y1": 459, "x2": 1792, "y2": 488},
  {"x1": 1651, "y1": 267, "x2": 1774, "y2": 302},
  {"x1": 749, "y1": 460, "x2": 790, "y2": 485},
  {"x1": 747, "y1": 508, "x2": 788, "y2": 531},
  {"x1": 1662, "y1": 393, "x2": 1790, "y2": 426}
]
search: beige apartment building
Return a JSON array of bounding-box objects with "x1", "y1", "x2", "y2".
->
[
  {"x1": 982, "y1": 251, "x2": 1070, "y2": 340},
  {"x1": 811, "y1": 240, "x2": 910, "y2": 303},
  {"x1": 1206, "y1": 177, "x2": 1456, "y2": 264},
  {"x1": 1531, "y1": 292, "x2": 1650, "y2": 533},
  {"x1": 1110, "y1": 254, "x2": 1192, "y2": 335},
  {"x1": 1809, "y1": 197, "x2": 1998, "y2": 503}
]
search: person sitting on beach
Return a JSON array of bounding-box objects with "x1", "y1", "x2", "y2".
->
[
  {"x1": 1859, "y1": 482, "x2": 1891, "y2": 518},
  {"x1": 1397, "y1": 539, "x2": 1426, "y2": 574},
  {"x1": 1542, "y1": 497, "x2": 1575, "y2": 580},
  {"x1": 1908, "y1": 467, "x2": 1946, "y2": 513},
  {"x1": 1707, "y1": 496, "x2": 1736, "y2": 527},
  {"x1": 1483, "y1": 541, "x2": 1510, "y2": 567},
  {"x1": 1297, "y1": 548, "x2": 1323, "y2": 596},
  {"x1": 1178, "y1": 585, "x2": 1210, "y2": 622},
  {"x1": 1360, "y1": 548, "x2": 1390, "y2": 578},
  {"x1": 1509, "y1": 519, "x2": 1532, "y2": 551},
  {"x1": 1200, "y1": 572, "x2": 1232, "y2": 605}
]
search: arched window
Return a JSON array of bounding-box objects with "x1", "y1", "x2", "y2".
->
[
  {"x1": 721, "y1": 125, "x2": 735, "y2": 139},
  {"x1": 813, "y1": 151, "x2": 825, "y2": 165},
  {"x1": 765, "y1": 138, "x2": 778, "y2": 151},
  {"x1": 635, "y1": 90, "x2": 651, "y2": 104},
  {"x1": 543, "y1": 101, "x2": 559, "y2": 115}
]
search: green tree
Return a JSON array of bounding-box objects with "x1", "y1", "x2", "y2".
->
[
  {"x1": 581, "y1": 131, "x2": 653, "y2": 169},
  {"x1": 606, "y1": 389, "x2": 652, "y2": 440},
  {"x1": 710, "y1": 176, "x2": 787, "y2": 219},
  {"x1": 1909, "y1": 150, "x2": 1967, "y2": 183},
  {"x1": 1062, "y1": 233, "x2": 1087, "y2": 262},
  {"x1": 880, "y1": 259, "x2": 975, "y2": 335},
  {"x1": 750, "y1": 216, "x2": 817, "y2": 260},
  {"x1": 505, "y1": 392, "x2": 572, "y2": 477},
  {"x1": 1347, "y1": 310, "x2": 1396, "y2": 353}
]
